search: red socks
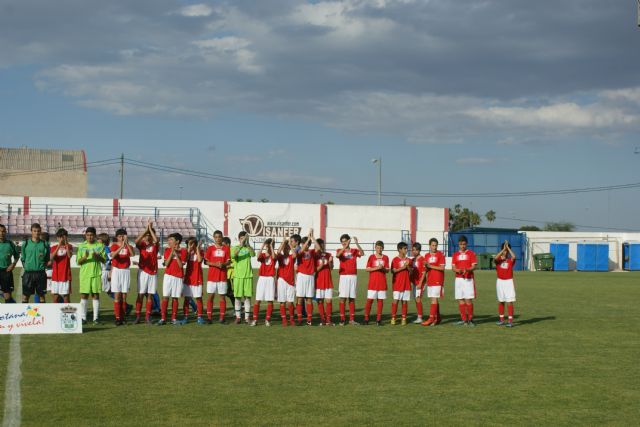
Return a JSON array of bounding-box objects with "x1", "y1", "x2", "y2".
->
[
  {"x1": 416, "y1": 300, "x2": 423, "y2": 317},
  {"x1": 349, "y1": 301, "x2": 355, "y2": 321},
  {"x1": 219, "y1": 300, "x2": 226, "y2": 320},
  {"x1": 266, "y1": 303, "x2": 273, "y2": 321},
  {"x1": 466, "y1": 303, "x2": 474, "y2": 321},
  {"x1": 365, "y1": 299, "x2": 373, "y2": 320},
  {"x1": 498, "y1": 302, "x2": 505, "y2": 319},
  {"x1": 253, "y1": 303, "x2": 260, "y2": 321},
  {"x1": 376, "y1": 300, "x2": 383, "y2": 321},
  {"x1": 171, "y1": 299, "x2": 178, "y2": 321},
  {"x1": 458, "y1": 303, "x2": 467, "y2": 322},
  {"x1": 339, "y1": 301, "x2": 346, "y2": 321},
  {"x1": 183, "y1": 299, "x2": 190, "y2": 316},
  {"x1": 288, "y1": 304, "x2": 295, "y2": 322},
  {"x1": 318, "y1": 302, "x2": 326, "y2": 321},
  {"x1": 296, "y1": 303, "x2": 303, "y2": 322},
  {"x1": 325, "y1": 302, "x2": 332, "y2": 323},
  {"x1": 401, "y1": 302, "x2": 407, "y2": 319},
  {"x1": 429, "y1": 303, "x2": 438, "y2": 320},
  {"x1": 280, "y1": 304, "x2": 286, "y2": 320},
  {"x1": 196, "y1": 299, "x2": 203, "y2": 317},
  {"x1": 146, "y1": 298, "x2": 153, "y2": 321},
  {"x1": 161, "y1": 299, "x2": 168, "y2": 321},
  {"x1": 121, "y1": 300, "x2": 127, "y2": 318},
  {"x1": 391, "y1": 302, "x2": 398, "y2": 318},
  {"x1": 306, "y1": 303, "x2": 313, "y2": 322},
  {"x1": 507, "y1": 304, "x2": 514, "y2": 321},
  {"x1": 207, "y1": 299, "x2": 214, "y2": 320},
  {"x1": 135, "y1": 301, "x2": 142, "y2": 316},
  {"x1": 114, "y1": 301, "x2": 121, "y2": 320}
]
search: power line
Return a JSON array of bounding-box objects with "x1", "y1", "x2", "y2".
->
[
  {"x1": 495, "y1": 216, "x2": 640, "y2": 233},
  {"x1": 0, "y1": 158, "x2": 122, "y2": 178}
]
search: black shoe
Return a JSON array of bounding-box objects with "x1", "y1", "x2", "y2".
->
[
  {"x1": 115, "y1": 320, "x2": 123, "y2": 326},
  {"x1": 376, "y1": 321, "x2": 383, "y2": 326},
  {"x1": 363, "y1": 319, "x2": 369, "y2": 325},
  {"x1": 219, "y1": 318, "x2": 226, "y2": 324}
]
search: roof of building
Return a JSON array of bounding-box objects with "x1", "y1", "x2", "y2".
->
[{"x1": 0, "y1": 147, "x2": 86, "y2": 172}]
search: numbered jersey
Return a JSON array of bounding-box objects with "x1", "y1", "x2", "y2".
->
[
  {"x1": 452, "y1": 250, "x2": 477, "y2": 279},
  {"x1": 51, "y1": 244, "x2": 73, "y2": 282},
  {"x1": 366, "y1": 254, "x2": 389, "y2": 291},
  {"x1": 258, "y1": 252, "x2": 276, "y2": 277},
  {"x1": 205, "y1": 245, "x2": 230, "y2": 282},
  {"x1": 392, "y1": 257, "x2": 412, "y2": 292},
  {"x1": 109, "y1": 244, "x2": 132, "y2": 269},
  {"x1": 495, "y1": 256, "x2": 514, "y2": 280}
]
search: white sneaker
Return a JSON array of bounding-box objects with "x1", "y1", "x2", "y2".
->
[
  {"x1": 412, "y1": 317, "x2": 423, "y2": 324},
  {"x1": 264, "y1": 320, "x2": 271, "y2": 327},
  {"x1": 249, "y1": 320, "x2": 257, "y2": 326}
]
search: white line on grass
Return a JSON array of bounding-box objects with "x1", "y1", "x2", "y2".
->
[{"x1": 2, "y1": 335, "x2": 21, "y2": 427}]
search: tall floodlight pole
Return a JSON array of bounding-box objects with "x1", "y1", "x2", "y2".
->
[
  {"x1": 119, "y1": 153, "x2": 124, "y2": 200},
  {"x1": 372, "y1": 157, "x2": 382, "y2": 205}
]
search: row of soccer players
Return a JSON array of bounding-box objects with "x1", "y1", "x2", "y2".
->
[{"x1": 0, "y1": 222, "x2": 517, "y2": 327}]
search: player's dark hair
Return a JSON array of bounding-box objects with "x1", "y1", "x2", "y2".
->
[
  {"x1": 429, "y1": 238, "x2": 438, "y2": 245},
  {"x1": 264, "y1": 238, "x2": 273, "y2": 246},
  {"x1": 169, "y1": 232, "x2": 183, "y2": 243},
  {"x1": 0, "y1": 224, "x2": 6, "y2": 231},
  {"x1": 301, "y1": 236, "x2": 308, "y2": 244},
  {"x1": 186, "y1": 236, "x2": 197, "y2": 245},
  {"x1": 55, "y1": 228, "x2": 68, "y2": 238},
  {"x1": 31, "y1": 223, "x2": 41, "y2": 231},
  {"x1": 316, "y1": 238, "x2": 325, "y2": 248},
  {"x1": 375, "y1": 240, "x2": 384, "y2": 248},
  {"x1": 458, "y1": 235, "x2": 468, "y2": 243},
  {"x1": 340, "y1": 234, "x2": 350, "y2": 241},
  {"x1": 397, "y1": 242, "x2": 408, "y2": 250},
  {"x1": 238, "y1": 231, "x2": 247, "y2": 239},
  {"x1": 222, "y1": 237, "x2": 231, "y2": 246},
  {"x1": 115, "y1": 228, "x2": 127, "y2": 236},
  {"x1": 213, "y1": 230, "x2": 223, "y2": 237},
  {"x1": 85, "y1": 227, "x2": 97, "y2": 234},
  {"x1": 97, "y1": 233, "x2": 109, "y2": 244},
  {"x1": 290, "y1": 234, "x2": 301, "y2": 244},
  {"x1": 412, "y1": 242, "x2": 421, "y2": 251}
]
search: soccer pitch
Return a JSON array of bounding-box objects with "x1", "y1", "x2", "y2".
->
[{"x1": 2, "y1": 270, "x2": 639, "y2": 426}]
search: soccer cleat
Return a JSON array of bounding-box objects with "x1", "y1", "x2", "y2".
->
[
  {"x1": 92, "y1": 320, "x2": 102, "y2": 325},
  {"x1": 363, "y1": 319, "x2": 369, "y2": 325},
  {"x1": 171, "y1": 319, "x2": 184, "y2": 326},
  {"x1": 265, "y1": 320, "x2": 271, "y2": 327},
  {"x1": 133, "y1": 316, "x2": 141, "y2": 325},
  {"x1": 234, "y1": 317, "x2": 241, "y2": 325},
  {"x1": 506, "y1": 322, "x2": 514, "y2": 328},
  {"x1": 290, "y1": 320, "x2": 296, "y2": 327},
  {"x1": 390, "y1": 317, "x2": 396, "y2": 325},
  {"x1": 306, "y1": 321, "x2": 312, "y2": 326},
  {"x1": 401, "y1": 318, "x2": 407, "y2": 326},
  {"x1": 496, "y1": 320, "x2": 505, "y2": 326},
  {"x1": 455, "y1": 320, "x2": 466, "y2": 325},
  {"x1": 467, "y1": 320, "x2": 476, "y2": 327},
  {"x1": 339, "y1": 321, "x2": 345, "y2": 326},
  {"x1": 249, "y1": 320, "x2": 257, "y2": 326},
  {"x1": 115, "y1": 320, "x2": 122, "y2": 326},
  {"x1": 197, "y1": 317, "x2": 206, "y2": 325},
  {"x1": 349, "y1": 320, "x2": 360, "y2": 326},
  {"x1": 219, "y1": 318, "x2": 226, "y2": 325},
  {"x1": 156, "y1": 319, "x2": 166, "y2": 326},
  {"x1": 182, "y1": 317, "x2": 189, "y2": 324},
  {"x1": 318, "y1": 322, "x2": 324, "y2": 327},
  {"x1": 326, "y1": 322, "x2": 335, "y2": 327},
  {"x1": 421, "y1": 318, "x2": 434, "y2": 326},
  {"x1": 376, "y1": 320, "x2": 383, "y2": 326},
  {"x1": 413, "y1": 317, "x2": 423, "y2": 324},
  {"x1": 145, "y1": 318, "x2": 153, "y2": 325}
]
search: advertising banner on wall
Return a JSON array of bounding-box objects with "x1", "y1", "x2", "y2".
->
[{"x1": 0, "y1": 304, "x2": 83, "y2": 334}]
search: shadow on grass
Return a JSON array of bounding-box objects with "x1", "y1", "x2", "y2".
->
[
  {"x1": 81, "y1": 327, "x2": 111, "y2": 333},
  {"x1": 516, "y1": 316, "x2": 556, "y2": 325}
]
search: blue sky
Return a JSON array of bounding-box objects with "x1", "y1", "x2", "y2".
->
[{"x1": 1, "y1": 0, "x2": 639, "y2": 231}]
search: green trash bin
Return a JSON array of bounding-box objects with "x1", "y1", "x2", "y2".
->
[
  {"x1": 533, "y1": 253, "x2": 554, "y2": 271},
  {"x1": 488, "y1": 253, "x2": 498, "y2": 269},
  {"x1": 477, "y1": 253, "x2": 491, "y2": 270}
]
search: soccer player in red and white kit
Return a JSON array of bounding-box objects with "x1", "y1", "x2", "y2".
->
[
  {"x1": 204, "y1": 230, "x2": 231, "y2": 324},
  {"x1": 421, "y1": 238, "x2": 446, "y2": 326},
  {"x1": 336, "y1": 234, "x2": 364, "y2": 326},
  {"x1": 494, "y1": 240, "x2": 516, "y2": 327},
  {"x1": 183, "y1": 237, "x2": 205, "y2": 324},
  {"x1": 364, "y1": 241, "x2": 389, "y2": 326},
  {"x1": 251, "y1": 239, "x2": 276, "y2": 326},
  {"x1": 134, "y1": 221, "x2": 159, "y2": 324},
  {"x1": 158, "y1": 233, "x2": 186, "y2": 326},
  {"x1": 276, "y1": 238, "x2": 296, "y2": 326},
  {"x1": 50, "y1": 228, "x2": 72, "y2": 304},
  {"x1": 292, "y1": 229, "x2": 316, "y2": 326},
  {"x1": 315, "y1": 238, "x2": 334, "y2": 326},
  {"x1": 391, "y1": 242, "x2": 412, "y2": 326},
  {"x1": 410, "y1": 242, "x2": 425, "y2": 324},
  {"x1": 110, "y1": 229, "x2": 135, "y2": 326},
  {"x1": 452, "y1": 235, "x2": 478, "y2": 326}
]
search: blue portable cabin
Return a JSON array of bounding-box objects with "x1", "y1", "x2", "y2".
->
[
  {"x1": 576, "y1": 242, "x2": 609, "y2": 272},
  {"x1": 622, "y1": 242, "x2": 640, "y2": 271},
  {"x1": 447, "y1": 228, "x2": 525, "y2": 271},
  {"x1": 549, "y1": 242, "x2": 570, "y2": 271}
]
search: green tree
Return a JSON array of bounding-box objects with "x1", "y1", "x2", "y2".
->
[
  {"x1": 544, "y1": 222, "x2": 575, "y2": 232},
  {"x1": 449, "y1": 204, "x2": 482, "y2": 231},
  {"x1": 519, "y1": 225, "x2": 541, "y2": 231},
  {"x1": 485, "y1": 210, "x2": 496, "y2": 223}
]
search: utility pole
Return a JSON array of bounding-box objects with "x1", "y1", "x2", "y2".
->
[
  {"x1": 372, "y1": 156, "x2": 382, "y2": 206},
  {"x1": 119, "y1": 153, "x2": 124, "y2": 200}
]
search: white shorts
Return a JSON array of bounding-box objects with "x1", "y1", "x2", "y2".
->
[
  {"x1": 163, "y1": 274, "x2": 183, "y2": 298},
  {"x1": 110, "y1": 267, "x2": 131, "y2": 293},
  {"x1": 454, "y1": 278, "x2": 476, "y2": 300},
  {"x1": 315, "y1": 288, "x2": 333, "y2": 299},
  {"x1": 207, "y1": 281, "x2": 228, "y2": 295},
  {"x1": 183, "y1": 284, "x2": 203, "y2": 298},
  {"x1": 412, "y1": 283, "x2": 423, "y2": 298},
  {"x1": 137, "y1": 270, "x2": 157, "y2": 295},
  {"x1": 367, "y1": 290, "x2": 387, "y2": 300},
  {"x1": 496, "y1": 279, "x2": 516, "y2": 302},
  {"x1": 101, "y1": 270, "x2": 111, "y2": 292},
  {"x1": 427, "y1": 285, "x2": 444, "y2": 299},
  {"x1": 338, "y1": 275, "x2": 357, "y2": 299},
  {"x1": 255, "y1": 276, "x2": 276, "y2": 301},
  {"x1": 393, "y1": 290, "x2": 411, "y2": 301},
  {"x1": 51, "y1": 281, "x2": 70, "y2": 295},
  {"x1": 295, "y1": 273, "x2": 315, "y2": 298},
  {"x1": 277, "y1": 278, "x2": 295, "y2": 303}
]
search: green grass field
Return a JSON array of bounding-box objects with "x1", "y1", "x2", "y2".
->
[{"x1": 2, "y1": 270, "x2": 640, "y2": 426}]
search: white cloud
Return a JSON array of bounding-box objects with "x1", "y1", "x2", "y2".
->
[{"x1": 178, "y1": 4, "x2": 213, "y2": 17}]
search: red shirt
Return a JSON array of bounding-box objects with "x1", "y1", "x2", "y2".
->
[
  {"x1": 410, "y1": 255, "x2": 425, "y2": 285},
  {"x1": 51, "y1": 244, "x2": 73, "y2": 282},
  {"x1": 495, "y1": 256, "x2": 514, "y2": 280},
  {"x1": 316, "y1": 252, "x2": 333, "y2": 290},
  {"x1": 392, "y1": 257, "x2": 412, "y2": 292},
  {"x1": 296, "y1": 249, "x2": 316, "y2": 276},
  {"x1": 258, "y1": 252, "x2": 276, "y2": 277},
  {"x1": 205, "y1": 245, "x2": 230, "y2": 282},
  {"x1": 110, "y1": 243, "x2": 132, "y2": 269},
  {"x1": 277, "y1": 254, "x2": 295, "y2": 285},
  {"x1": 136, "y1": 241, "x2": 159, "y2": 275},
  {"x1": 425, "y1": 251, "x2": 446, "y2": 286},
  {"x1": 184, "y1": 251, "x2": 203, "y2": 285},
  {"x1": 367, "y1": 254, "x2": 389, "y2": 291},
  {"x1": 337, "y1": 248, "x2": 361, "y2": 275},
  {"x1": 164, "y1": 247, "x2": 187, "y2": 278},
  {"x1": 453, "y1": 250, "x2": 477, "y2": 279}
]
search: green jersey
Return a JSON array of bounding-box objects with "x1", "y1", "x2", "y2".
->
[
  {"x1": 77, "y1": 241, "x2": 105, "y2": 280},
  {"x1": 231, "y1": 245, "x2": 255, "y2": 278},
  {"x1": 0, "y1": 240, "x2": 19, "y2": 269},
  {"x1": 20, "y1": 239, "x2": 50, "y2": 272}
]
